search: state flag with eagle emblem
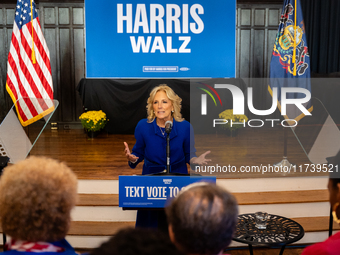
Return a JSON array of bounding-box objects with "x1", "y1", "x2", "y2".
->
[{"x1": 269, "y1": 0, "x2": 312, "y2": 123}]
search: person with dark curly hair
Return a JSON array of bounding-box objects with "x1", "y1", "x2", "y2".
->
[
  {"x1": 165, "y1": 182, "x2": 238, "y2": 255},
  {"x1": 0, "y1": 156, "x2": 78, "y2": 255},
  {"x1": 90, "y1": 227, "x2": 184, "y2": 255}
]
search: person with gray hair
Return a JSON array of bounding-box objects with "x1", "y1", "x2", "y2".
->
[{"x1": 165, "y1": 182, "x2": 238, "y2": 255}]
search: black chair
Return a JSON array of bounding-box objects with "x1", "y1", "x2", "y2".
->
[
  {"x1": 0, "y1": 155, "x2": 9, "y2": 175},
  {"x1": 0, "y1": 155, "x2": 9, "y2": 249}
]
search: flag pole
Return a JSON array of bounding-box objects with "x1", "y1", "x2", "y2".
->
[
  {"x1": 292, "y1": 0, "x2": 297, "y2": 75},
  {"x1": 275, "y1": 0, "x2": 298, "y2": 171},
  {"x1": 30, "y1": 0, "x2": 36, "y2": 64},
  {"x1": 284, "y1": 126, "x2": 288, "y2": 157}
]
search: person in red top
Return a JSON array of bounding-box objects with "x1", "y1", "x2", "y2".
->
[{"x1": 301, "y1": 160, "x2": 340, "y2": 255}]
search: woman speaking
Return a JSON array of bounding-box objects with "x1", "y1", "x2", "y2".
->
[{"x1": 124, "y1": 84, "x2": 210, "y2": 228}]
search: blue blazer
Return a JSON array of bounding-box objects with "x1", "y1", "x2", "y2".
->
[{"x1": 129, "y1": 119, "x2": 196, "y2": 175}]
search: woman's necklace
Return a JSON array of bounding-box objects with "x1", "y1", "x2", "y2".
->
[
  {"x1": 159, "y1": 126, "x2": 165, "y2": 136},
  {"x1": 157, "y1": 118, "x2": 172, "y2": 137}
]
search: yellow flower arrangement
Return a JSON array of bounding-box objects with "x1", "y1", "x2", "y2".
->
[
  {"x1": 79, "y1": 110, "x2": 108, "y2": 132},
  {"x1": 218, "y1": 109, "x2": 248, "y2": 130}
]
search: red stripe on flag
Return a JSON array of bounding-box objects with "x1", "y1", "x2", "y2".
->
[
  {"x1": 27, "y1": 20, "x2": 53, "y2": 98},
  {"x1": 8, "y1": 53, "x2": 38, "y2": 120},
  {"x1": 6, "y1": 74, "x2": 28, "y2": 123},
  {"x1": 18, "y1": 30, "x2": 44, "y2": 99},
  {"x1": 8, "y1": 38, "x2": 39, "y2": 118},
  {"x1": 8, "y1": 52, "x2": 31, "y2": 100},
  {"x1": 5, "y1": 75, "x2": 19, "y2": 100},
  {"x1": 16, "y1": 99, "x2": 30, "y2": 123},
  {"x1": 21, "y1": 26, "x2": 52, "y2": 109},
  {"x1": 35, "y1": 18, "x2": 53, "y2": 76}
]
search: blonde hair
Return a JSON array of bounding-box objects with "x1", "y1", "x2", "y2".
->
[
  {"x1": 146, "y1": 84, "x2": 184, "y2": 123},
  {"x1": 0, "y1": 156, "x2": 78, "y2": 242}
]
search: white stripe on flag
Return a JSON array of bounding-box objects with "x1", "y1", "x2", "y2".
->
[
  {"x1": 7, "y1": 54, "x2": 22, "y2": 97},
  {"x1": 24, "y1": 20, "x2": 53, "y2": 92},
  {"x1": 9, "y1": 30, "x2": 35, "y2": 98},
  {"x1": 10, "y1": 24, "x2": 45, "y2": 115},
  {"x1": 11, "y1": 29, "x2": 40, "y2": 100},
  {"x1": 7, "y1": 65, "x2": 34, "y2": 120},
  {"x1": 33, "y1": 19, "x2": 52, "y2": 68},
  {"x1": 22, "y1": 25, "x2": 51, "y2": 101}
]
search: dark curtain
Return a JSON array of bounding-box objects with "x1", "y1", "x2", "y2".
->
[{"x1": 301, "y1": 0, "x2": 340, "y2": 74}]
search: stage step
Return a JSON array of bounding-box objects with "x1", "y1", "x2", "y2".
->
[
  {"x1": 73, "y1": 190, "x2": 335, "y2": 232},
  {"x1": 68, "y1": 222, "x2": 135, "y2": 236},
  {"x1": 2, "y1": 216, "x2": 336, "y2": 245},
  {"x1": 66, "y1": 216, "x2": 339, "y2": 236},
  {"x1": 1, "y1": 217, "x2": 337, "y2": 239},
  {"x1": 77, "y1": 189, "x2": 329, "y2": 206},
  {"x1": 78, "y1": 194, "x2": 118, "y2": 206}
]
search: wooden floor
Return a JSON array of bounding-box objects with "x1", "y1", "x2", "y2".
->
[{"x1": 28, "y1": 126, "x2": 322, "y2": 180}]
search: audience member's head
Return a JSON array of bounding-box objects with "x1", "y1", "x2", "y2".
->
[
  {"x1": 166, "y1": 182, "x2": 238, "y2": 255},
  {"x1": 0, "y1": 156, "x2": 78, "y2": 242},
  {"x1": 90, "y1": 227, "x2": 184, "y2": 255}
]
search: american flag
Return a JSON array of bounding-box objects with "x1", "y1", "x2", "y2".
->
[{"x1": 6, "y1": 0, "x2": 54, "y2": 127}]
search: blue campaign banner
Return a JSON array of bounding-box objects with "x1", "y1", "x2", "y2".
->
[
  {"x1": 119, "y1": 175, "x2": 216, "y2": 208},
  {"x1": 85, "y1": 0, "x2": 236, "y2": 78}
]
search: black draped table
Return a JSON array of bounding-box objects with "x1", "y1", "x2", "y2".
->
[{"x1": 232, "y1": 213, "x2": 304, "y2": 255}]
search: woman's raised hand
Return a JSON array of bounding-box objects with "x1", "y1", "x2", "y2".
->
[
  {"x1": 190, "y1": 151, "x2": 211, "y2": 165},
  {"x1": 124, "y1": 142, "x2": 139, "y2": 163}
]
